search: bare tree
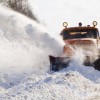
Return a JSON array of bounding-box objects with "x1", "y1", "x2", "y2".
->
[{"x1": 2, "y1": 0, "x2": 38, "y2": 21}]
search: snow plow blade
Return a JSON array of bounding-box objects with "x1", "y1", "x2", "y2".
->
[
  {"x1": 49, "y1": 55, "x2": 100, "y2": 71},
  {"x1": 49, "y1": 55, "x2": 71, "y2": 71}
]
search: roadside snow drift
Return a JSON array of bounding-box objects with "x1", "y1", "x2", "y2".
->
[{"x1": 0, "y1": 5, "x2": 100, "y2": 100}]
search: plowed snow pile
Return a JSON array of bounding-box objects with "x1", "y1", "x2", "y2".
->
[
  {"x1": 0, "y1": 70, "x2": 100, "y2": 100},
  {"x1": 0, "y1": 5, "x2": 100, "y2": 100}
]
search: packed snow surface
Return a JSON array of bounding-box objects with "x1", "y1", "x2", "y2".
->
[{"x1": 0, "y1": 5, "x2": 100, "y2": 100}]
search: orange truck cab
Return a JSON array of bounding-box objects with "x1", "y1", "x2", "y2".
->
[{"x1": 61, "y1": 23, "x2": 100, "y2": 57}]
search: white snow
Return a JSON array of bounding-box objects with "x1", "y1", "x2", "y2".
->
[
  {"x1": 0, "y1": 70, "x2": 100, "y2": 100},
  {"x1": 0, "y1": 5, "x2": 99, "y2": 100},
  {"x1": 0, "y1": 5, "x2": 63, "y2": 86}
]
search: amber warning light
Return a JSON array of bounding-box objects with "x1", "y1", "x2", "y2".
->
[
  {"x1": 63, "y1": 22, "x2": 68, "y2": 28},
  {"x1": 93, "y1": 21, "x2": 98, "y2": 27}
]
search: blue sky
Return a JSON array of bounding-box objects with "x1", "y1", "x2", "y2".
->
[{"x1": 30, "y1": 0, "x2": 100, "y2": 34}]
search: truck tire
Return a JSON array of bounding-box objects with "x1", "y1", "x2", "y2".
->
[{"x1": 93, "y1": 58, "x2": 100, "y2": 71}]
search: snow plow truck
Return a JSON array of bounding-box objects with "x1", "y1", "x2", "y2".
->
[{"x1": 49, "y1": 21, "x2": 100, "y2": 71}]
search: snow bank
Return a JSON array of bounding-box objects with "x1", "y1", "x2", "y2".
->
[{"x1": 0, "y1": 71, "x2": 100, "y2": 100}]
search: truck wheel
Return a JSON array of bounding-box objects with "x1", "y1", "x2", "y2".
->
[{"x1": 93, "y1": 58, "x2": 100, "y2": 71}]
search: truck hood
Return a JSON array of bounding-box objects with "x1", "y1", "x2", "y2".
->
[{"x1": 64, "y1": 38, "x2": 98, "y2": 56}]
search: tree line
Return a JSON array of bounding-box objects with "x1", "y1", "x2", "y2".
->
[{"x1": 0, "y1": 0, "x2": 38, "y2": 22}]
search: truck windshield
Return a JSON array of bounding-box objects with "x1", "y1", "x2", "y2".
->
[{"x1": 62, "y1": 29, "x2": 98, "y2": 40}]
